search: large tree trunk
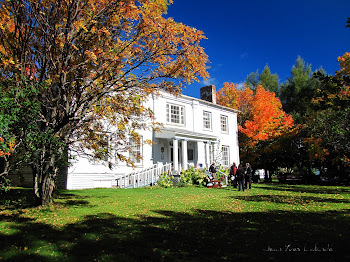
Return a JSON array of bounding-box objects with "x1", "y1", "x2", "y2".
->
[
  {"x1": 32, "y1": 143, "x2": 61, "y2": 206},
  {"x1": 33, "y1": 162, "x2": 58, "y2": 206}
]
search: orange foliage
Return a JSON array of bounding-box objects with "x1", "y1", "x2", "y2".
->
[
  {"x1": 217, "y1": 83, "x2": 295, "y2": 145},
  {"x1": 217, "y1": 83, "x2": 254, "y2": 125},
  {"x1": 304, "y1": 136, "x2": 330, "y2": 162},
  {"x1": 0, "y1": 137, "x2": 15, "y2": 157},
  {"x1": 335, "y1": 52, "x2": 350, "y2": 101},
  {"x1": 0, "y1": 0, "x2": 209, "y2": 90},
  {"x1": 337, "y1": 52, "x2": 350, "y2": 76},
  {"x1": 241, "y1": 86, "x2": 294, "y2": 141},
  {"x1": 216, "y1": 83, "x2": 240, "y2": 109}
]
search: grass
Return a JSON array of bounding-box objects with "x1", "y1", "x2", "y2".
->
[{"x1": 0, "y1": 183, "x2": 349, "y2": 261}]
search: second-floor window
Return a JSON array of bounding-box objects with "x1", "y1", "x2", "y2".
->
[
  {"x1": 166, "y1": 103, "x2": 185, "y2": 125},
  {"x1": 203, "y1": 111, "x2": 212, "y2": 130},
  {"x1": 220, "y1": 115, "x2": 228, "y2": 133}
]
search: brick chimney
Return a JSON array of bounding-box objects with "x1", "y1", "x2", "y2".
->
[{"x1": 200, "y1": 85, "x2": 217, "y2": 104}]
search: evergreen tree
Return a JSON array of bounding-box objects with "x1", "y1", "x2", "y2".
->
[
  {"x1": 244, "y1": 65, "x2": 279, "y2": 93},
  {"x1": 244, "y1": 70, "x2": 259, "y2": 91},
  {"x1": 279, "y1": 56, "x2": 322, "y2": 123},
  {"x1": 259, "y1": 65, "x2": 279, "y2": 94}
]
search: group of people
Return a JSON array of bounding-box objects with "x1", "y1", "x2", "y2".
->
[
  {"x1": 229, "y1": 162, "x2": 253, "y2": 191},
  {"x1": 208, "y1": 161, "x2": 253, "y2": 191}
]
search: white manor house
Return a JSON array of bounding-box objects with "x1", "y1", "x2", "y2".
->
[
  {"x1": 9, "y1": 85, "x2": 240, "y2": 189},
  {"x1": 63, "y1": 85, "x2": 240, "y2": 189}
]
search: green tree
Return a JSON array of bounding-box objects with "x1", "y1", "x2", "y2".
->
[
  {"x1": 0, "y1": 81, "x2": 46, "y2": 193},
  {"x1": 279, "y1": 56, "x2": 322, "y2": 123},
  {"x1": 308, "y1": 69, "x2": 350, "y2": 171},
  {"x1": 244, "y1": 70, "x2": 259, "y2": 90},
  {"x1": 258, "y1": 65, "x2": 279, "y2": 93},
  {"x1": 244, "y1": 65, "x2": 279, "y2": 93}
]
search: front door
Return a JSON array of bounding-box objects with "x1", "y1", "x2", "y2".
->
[{"x1": 170, "y1": 147, "x2": 180, "y2": 163}]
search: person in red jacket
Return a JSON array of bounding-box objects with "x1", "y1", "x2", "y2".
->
[{"x1": 229, "y1": 162, "x2": 237, "y2": 188}]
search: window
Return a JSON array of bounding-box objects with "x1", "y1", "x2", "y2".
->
[
  {"x1": 203, "y1": 111, "x2": 212, "y2": 130},
  {"x1": 129, "y1": 136, "x2": 143, "y2": 164},
  {"x1": 221, "y1": 145, "x2": 229, "y2": 166},
  {"x1": 166, "y1": 103, "x2": 185, "y2": 125},
  {"x1": 220, "y1": 115, "x2": 228, "y2": 133}
]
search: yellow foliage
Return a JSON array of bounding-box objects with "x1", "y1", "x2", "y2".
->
[{"x1": 0, "y1": 0, "x2": 209, "y2": 164}]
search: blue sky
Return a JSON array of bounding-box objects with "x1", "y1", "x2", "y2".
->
[{"x1": 166, "y1": 0, "x2": 350, "y2": 98}]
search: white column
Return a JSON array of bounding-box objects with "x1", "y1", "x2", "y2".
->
[
  {"x1": 205, "y1": 141, "x2": 210, "y2": 168},
  {"x1": 173, "y1": 138, "x2": 179, "y2": 172},
  {"x1": 182, "y1": 139, "x2": 188, "y2": 170},
  {"x1": 196, "y1": 141, "x2": 204, "y2": 168}
]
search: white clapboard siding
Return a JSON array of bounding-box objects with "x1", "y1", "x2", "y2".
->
[
  {"x1": 66, "y1": 163, "x2": 172, "y2": 190},
  {"x1": 67, "y1": 173, "x2": 115, "y2": 190}
]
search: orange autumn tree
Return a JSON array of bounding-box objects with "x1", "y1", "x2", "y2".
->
[
  {"x1": 216, "y1": 82, "x2": 253, "y2": 126},
  {"x1": 240, "y1": 86, "x2": 294, "y2": 143},
  {"x1": 218, "y1": 83, "x2": 295, "y2": 170},
  {"x1": 0, "y1": 0, "x2": 209, "y2": 205},
  {"x1": 217, "y1": 83, "x2": 294, "y2": 146}
]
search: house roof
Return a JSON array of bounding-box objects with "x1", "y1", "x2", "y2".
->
[
  {"x1": 154, "y1": 90, "x2": 240, "y2": 113},
  {"x1": 155, "y1": 127, "x2": 218, "y2": 142},
  {"x1": 181, "y1": 93, "x2": 240, "y2": 113}
]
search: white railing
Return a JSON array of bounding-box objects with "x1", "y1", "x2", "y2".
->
[
  {"x1": 114, "y1": 162, "x2": 172, "y2": 188},
  {"x1": 217, "y1": 169, "x2": 228, "y2": 186}
]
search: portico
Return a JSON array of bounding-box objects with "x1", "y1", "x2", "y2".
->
[{"x1": 154, "y1": 127, "x2": 218, "y2": 172}]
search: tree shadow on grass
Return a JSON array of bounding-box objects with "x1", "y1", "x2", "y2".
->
[
  {"x1": 0, "y1": 188, "x2": 37, "y2": 210},
  {"x1": 0, "y1": 208, "x2": 349, "y2": 261},
  {"x1": 231, "y1": 194, "x2": 350, "y2": 205},
  {"x1": 0, "y1": 189, "x2": 98, "y2": 209},
  {"x1": 55, "y1": 193, "x2": 95, "y2": 208},
  {"x1": 257, "y1": 184, "x2": 350, "y2": 195}
]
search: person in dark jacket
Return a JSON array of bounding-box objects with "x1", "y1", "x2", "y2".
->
[
  {"x1": 209, "y1": 162, "x2": 217, "y2": 180},
  {"x1": 245, "y1": 163, "x2": 253, "y2": 189},
  {"x1": 236, "y1": 163, "x2": 245, "y2": 191},
  {"x1": 229, "y1": 162, "x2": 237, "y2": 188}
]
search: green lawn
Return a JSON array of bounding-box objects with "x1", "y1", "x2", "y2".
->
[{"x1": 0, "y1": 183, "x2": 349, "y2": 261}]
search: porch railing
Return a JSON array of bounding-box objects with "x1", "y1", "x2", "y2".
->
[
  {"x1": 217, "y1": 169, "x2": 228, "y2": 186},
  {"x1": 114, "y1": 162, "x2": 172, "y2": 188}
]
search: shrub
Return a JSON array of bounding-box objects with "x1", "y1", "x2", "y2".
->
[
  {"x1": 178, "y1": 169, "x2": 193, "y2": 187},
  {"x1": 180, "y1": 166, "x2": 207, "y2": 187},
  {"x1": 156, "y1": 172, "x2": 173, "y2": 188}
]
